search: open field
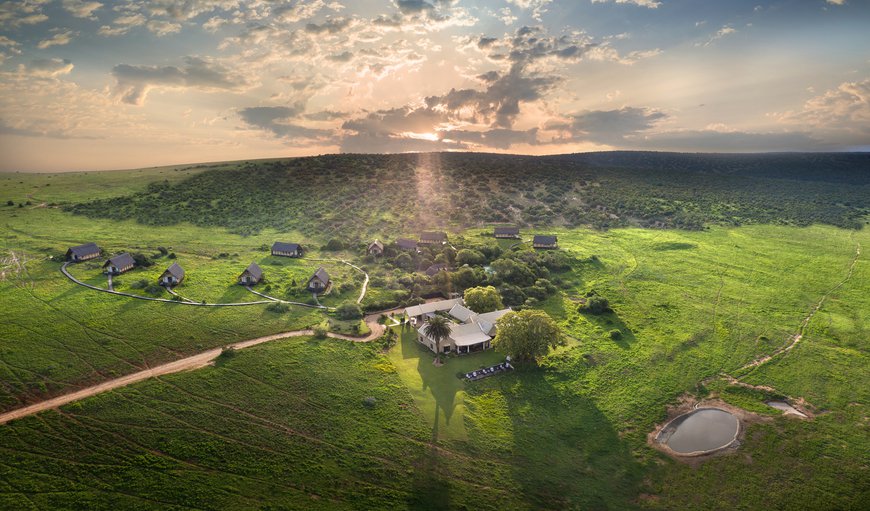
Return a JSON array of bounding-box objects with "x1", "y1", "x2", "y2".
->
[{"x1": 1, "y1": 159, "x2": 868, "y2": 509}]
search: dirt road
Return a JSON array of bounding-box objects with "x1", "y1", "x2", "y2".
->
[{"x1": 0, "y1": 317, "x2": 385, "y2": 425}]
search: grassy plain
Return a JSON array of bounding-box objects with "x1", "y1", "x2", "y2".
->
[{"x1": 0, "y1": 165, "x2": 868, "y2": 509}]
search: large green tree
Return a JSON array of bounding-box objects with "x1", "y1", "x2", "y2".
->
[
  {"x1": 464, "y1": 285, "x2": 504, "y2": 313},
  {"x1": 424, "y1": 315, "x2": 452, "y2": 365},
  {"x1": 493, "y1": 310, "x2": 563, "y2": 362}
]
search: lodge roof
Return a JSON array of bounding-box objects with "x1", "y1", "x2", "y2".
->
[
  {"x1": 533, "y1": 235, "x2": 558, "y2": 245},
  {"x1": 242, "y1": 262, "x2": 263, "y2": 280},
  {"x1": 272, "y1": 242, "x2": 301, "y2": 252},
  {"x1": 163, "y1": 262, "x2": 185, "y2": 279},
  {"x1": 103, "y1": 253, "x2": 135, "y2": 269},
  {"x1": 311, "y1": 267, "x2": 330, "y2": 284},
  {"x1": 67, "y1": 242, "x2": 100, "y2": 258},
  {"x1": 421, "y1": 231, "x2": 448, "y2": 242}
]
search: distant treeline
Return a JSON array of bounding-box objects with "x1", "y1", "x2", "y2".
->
[{"x1": 66, "y1": 152, "x2": 870, "y2": 238}]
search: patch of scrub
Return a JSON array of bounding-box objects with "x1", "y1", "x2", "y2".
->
[
  {"x1": 766, "y1": 401, "x2": 808, "y2": 418},
  {"x1": 657, "y1": 408, "x2": 740, "y2": 455}
]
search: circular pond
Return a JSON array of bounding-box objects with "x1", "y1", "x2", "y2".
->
[{"x1": 658, "y1": 408, "x2": 740, "y2": 455}]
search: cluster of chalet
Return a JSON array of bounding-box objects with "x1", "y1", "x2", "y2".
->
[
  {"x1": 369, "y1": 228, "x2": 557, "y2": 256},
  {"x1": 405, "y1": 298, "x2": 512, "y2": 355},
  {"x1": 66, "y1": 240, "x2": 330, "y2": 293},
  {"x1": 237, "y1": 261, "x2": 330, "y2": 291}
]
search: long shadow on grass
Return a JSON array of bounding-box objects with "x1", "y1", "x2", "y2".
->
[
  {"x1": 580, "y1": 310, "x2": 636, "y2": 349},
  {"x1": 407, "y1": 415, "x2": 452, "y2": 510},
  {"x1": 498, "y1": 365, "x2": 644, "y2": 509}
]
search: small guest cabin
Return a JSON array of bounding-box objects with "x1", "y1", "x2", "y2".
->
[
  {"x1": 66, "y1": 242, "x2": 101, "y2": 262},
  {"x1": 308, "y1": 267, "x2": 330, "y2": 292},
  {"x1": 396, "y1": 238, "x2": 419, "y2": 252},
  {"x1": 368, "y1": 240, "x2": 384, "y2": 256},
  {"x1": 533, "y1": 235, "x2": 558, "y2": 249},
  {"x1": 271, "y1": 242, "x2": 303, "y2": 258},
  {"x1": 238, "y1": 262, "x2": 263, "y2": 285},
  {"x1": 494, "y1": 226, "x2": 520, "y2": 239},
  {"x1": 159, "y1": 262, "x2": 185, "y2": 287},
  {"x1": 419, "y1": 231, "x2": 448, "y2": 245},
  {"x1": 103, "y1": 253, "x2": 136, "y2": 275}
]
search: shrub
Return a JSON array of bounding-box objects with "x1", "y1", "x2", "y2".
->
[
  {"x1": 336, "y1": 302, "x2": 363, "y2": 320},
  {"x1": 323, "y1": 239, "x2": 345, "y2": 251},
  {"x1": 5, "y1": 200, "x2": 12, "y2": 206},
  {"x1": 143, "y1": 284, "x2": 164, "y2": 295},
  {"x1": 581, "y1": 293, "x2": 611, "y2": 314},
  {"x1": 167, "y1": 252, "x2": 177, "y2": 259},
  {"x1": 312, "y1": 324, "x2": 328, "y2": 338},
  {"x1": 266, "y1": 302, "x2": 289, "y2": 313},
  {"x1": 131, "y1": 252, "x2": 154, "y2": 267},
  {"x1": 362, "y1": 396, "x2": 377, "y2": 408},
  {"x1": 218, "y1": 346, "x2": 237, "y2": 360},
  {"x1": 609, "y1": 329, "x2": 622, "y2": 340},
  {"x1": 130, "y1": 279, "x2": 149, "y2": 289}
]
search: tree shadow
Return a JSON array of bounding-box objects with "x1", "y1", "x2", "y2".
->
[
  {"x1": 580, "y1": 310, "x2": 636, "y2": 349},
  {"x1": 406, "y1": 407, "x2": 452, "y2": 510},
  {"x1": 501, "y1": 366, "x2": 645, "y2": 509}
]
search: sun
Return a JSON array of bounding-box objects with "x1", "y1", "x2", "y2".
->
[{"x1": 400, "y1": 131, "x2": 440, "y2": 142}]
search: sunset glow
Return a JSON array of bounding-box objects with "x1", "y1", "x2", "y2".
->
[{"x1": 0, "y1": 0, "x2": 868, "y2": 171}]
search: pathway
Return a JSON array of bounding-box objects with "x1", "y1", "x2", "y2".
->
[
  {"x1": 63, "y1": 262, "x2": 301, "y2": 307},
  {"x1": 0, "y1": 315, "x2": 386, "y2": 425},
  {"x1": 244, "y1": 286, "x2": 327, "y2": 309}
]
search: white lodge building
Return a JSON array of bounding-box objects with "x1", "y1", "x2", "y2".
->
[{"x1": 405, "y1": 299, "x2": 512, "y2": 355}]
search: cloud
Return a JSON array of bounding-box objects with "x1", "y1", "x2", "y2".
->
[
  {"x1": 506, "y1": 0, "x2": 553, "y2": 21},
  {"x1": 146, "y1": 19, "x2": 182, "y2": 36},
  {"x1": 98, "y1": 13, "x2": 147, "y2": 36},
  {"x1": 629, "y1": 128, "x2": 822, "y2": 152},
  {"x1": 590, "y1": 0, "x2": 661, "y2": 8},
  {"x1": 778, "y1": 78, "x2": 870, "y2": 129},
  {"x1": 826, "y1": 0, "x2": 846, "y2": 5},
  {"x1": 699, "y1": 25, "x2": 736, "y2": 47},
  {"x1": 304, "y1": 16, "x2": 353, "y2": 34},
  {"x1": 143, "y1": 0, "x2": 241, "y2": 21},
  {"x1": 372, "y1": 0, "x2": 476, "y2": 32},
  {"x1": 238, "y1": 105, "x2": 331, "y2": 141},
  {"x1": 112, "y1": 56, "x2": 252, "y2": 105},
  {"x1": 0, "y1": 2, "x2": 49, "y2": 28},
  {"x1": 37, "y1": 30, "x2": 77, "y2": 49},
  {"x1": 20, "y1": 58, "x2": 75, "y2": 78},
  {"x1": 62, "y1": 0, "x2": 102, "y2": 19},
  {"x1": 548, "y1": 106, "x2": 667, "y2": 144}
]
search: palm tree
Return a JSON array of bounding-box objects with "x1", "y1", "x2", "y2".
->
[{"x1": 424, "y1": 315, "x2": 451, "y2": 365}]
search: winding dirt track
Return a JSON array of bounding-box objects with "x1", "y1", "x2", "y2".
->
[{"x1": 0, "y1": 317, "x2": 386, "y2": 425}]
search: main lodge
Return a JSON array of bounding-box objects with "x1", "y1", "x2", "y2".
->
[{"x1": 405, "y1": 299, "x2": 512, "y2": 355}]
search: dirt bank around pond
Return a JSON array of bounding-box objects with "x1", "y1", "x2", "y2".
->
[{"x1": 648, "y1": 395, "x2": 771, "y2": 464}]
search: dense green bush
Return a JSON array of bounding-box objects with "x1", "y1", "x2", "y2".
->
[{"x1": 336, "y1": 302, "x2": 363, "y2": 320}]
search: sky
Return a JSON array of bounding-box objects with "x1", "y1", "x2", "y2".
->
[{"x1": 0, "y1": 0, "x2": 868, "y2": 171}]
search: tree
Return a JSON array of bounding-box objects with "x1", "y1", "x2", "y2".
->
[
  {"x1": 336, "y1": 302, "x2": 363, "y2": 320},
  {"x1": 424, "y1": 315, "x2": 451, "y2": 365},
  {"x1": 456, "y1": 249, "x2": 485, "y2": 266},
  {"x1": 464, "y1": 285, "x2": 504, "y2": 313},
  {"x1": 451, "y1": 266, "x2": 481, "y2": 291},
  {"x1": 394, "y1": 252, "x2": 413, "y2": 270},
  {"x1": 493, "y1": 310, "x2": 563, "y2": 362}
]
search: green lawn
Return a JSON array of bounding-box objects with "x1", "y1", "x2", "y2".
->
[{"x1": 387, "y1": 326, "x2": 505, "y2": 441}]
